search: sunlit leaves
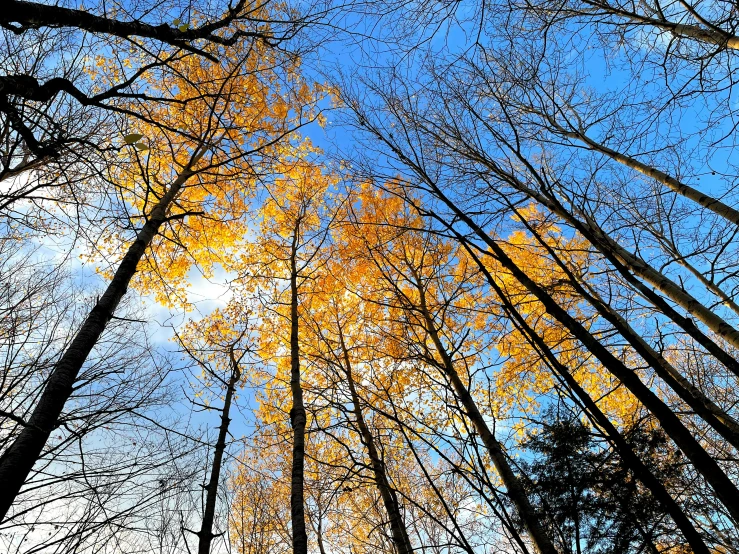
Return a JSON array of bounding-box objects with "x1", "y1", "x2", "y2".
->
[{"x1": 91, "y1": 12, "x2": 329, "y2": 309}]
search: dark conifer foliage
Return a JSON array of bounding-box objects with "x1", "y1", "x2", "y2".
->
[{"x1": 521, "y1": 409, "x2": 687, "y2": 554}]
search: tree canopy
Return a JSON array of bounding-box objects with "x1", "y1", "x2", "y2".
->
[{"x1": 1, "y1": 0, "x2": 738, "y2": 553}]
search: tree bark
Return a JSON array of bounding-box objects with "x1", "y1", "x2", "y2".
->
[
  {"x1": 573, "y1": 205, "x2": 739, "y2": 359},
  {"x1": 289, "y1": 229, "x2": 308, "y2": 554},
  {"x1": 337, "y1": 325, "x2": 415, "y2": 554},
  {"x1": 197, "y1": 349, "x2": 241, "y2": 554},
  {"x1": 0, "y1": 167, "x2": 192, "y2": 522}
]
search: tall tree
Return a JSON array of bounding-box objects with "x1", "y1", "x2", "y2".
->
[
  {"x1": 237, "y1": 161, "x2": 337, "y2": 554},
  {"x1": 175, "y1": 302, "x2": 259, "y2": 554},
  {"x1": 0, "y1": 27, "x2": 325, "y2": 521},
  {"x1": 302, "y1": 259, "x2": 416, "y2": 554},
  {"x1": 342, "y1": 187, "x2": 559, "y2": 554}
]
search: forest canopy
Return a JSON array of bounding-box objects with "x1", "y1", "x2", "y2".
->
[{"x1": 1, "y1": 0, "x2": 738, "y2": 553}]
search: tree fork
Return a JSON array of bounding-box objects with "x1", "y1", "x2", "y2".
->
[{"x1": 579, "y1": 0, "x2": 739, "y2": 51}]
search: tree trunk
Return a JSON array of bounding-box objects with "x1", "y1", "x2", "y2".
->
[
  {"x1": 469, "y1": 153, "x2": 739, "y2": 375},
  {"x1": 579, "y1": 0, "x2": 739, "y2": 50},
  {"x1": 0, "y1": 167, "x2": 192, "y2": 522},
  {"x1": 197, "y1": 349, "x2": 241, "y2": 554},
  {"x1": 411, "y1": 273, "x2": 559, "y2": 554},
  {"x1": 337, "y1": 325, "x2": 415, "y2": 554},
  {"x1": 289, "y1": 231, "x2": 308, "y2": 554},
  {"x1": 517, "y1": 212, "x2": 739, "y2": 449},
  {"x1": 574, "y1": 207, "x2": 739, "y2": 353},
  {"x1": 547, "y1": 118, "x2": 739, "y2": 227},
  {"x1": 310, "y1": 504, "x2": 328, "y2": 554}
]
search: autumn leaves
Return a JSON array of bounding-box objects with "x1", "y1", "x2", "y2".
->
[
  {"x1": 0, "y1": 12, "x2": 327, "y2": 526},
  {"x1": 208, "y1": 175, "x2": 635, "y2": 554}
]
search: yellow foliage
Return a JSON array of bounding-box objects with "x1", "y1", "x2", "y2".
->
[{"x1": 89, "y1": 14, "x2": 329, "y2": 308}]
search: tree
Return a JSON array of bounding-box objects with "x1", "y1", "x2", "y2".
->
[
  {"x1": 521, "y1": 407, "x2": 687, "y2": 554},
  {"x1": 301, "y1": 257, "x2": 416, "y2": 554},
  {"x1": 340, "y1": 186, "x2": 558, "y2": 554},
  {"x1": 0, "y1": 0, "x2": 308, "y2": 192},
  {"x1": 337, "y1": 25, "x2": 739, "y2": 543},
  {"x1": 175, "y1": 302, "x2": 258, "y2": 554},
  {"x1": 236, "y1": 160, "x2": 337, "y2": 554},
  {"x1": 0, "y1": 18, "x2": 326, "y2": 521},
  {"x1": 230, "y1": 440, "x2": 292, "y2": 554},
  {"x1": 7, "y1": 0, "x2": 739, "y2": 552}
]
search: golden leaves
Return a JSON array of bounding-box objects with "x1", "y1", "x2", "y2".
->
[{"x1": 90, "y1": 8, "x2": 331, "y2": 309}]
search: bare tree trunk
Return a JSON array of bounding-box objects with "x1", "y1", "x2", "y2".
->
[
  {"x1": 579, "y1": 0, "x2": 739, "y2": 50},
  {"x1": 0, "y1": 167, "x2": 193, "y2": 522},
  {"x1": 410, "y1": 272, "x2": 559, "y2": 554},
  {"x1": 458, "y1": 237, "x2": 711, "y2": 554},
  {"x1": 575, "y1": 207, "x2": 739, "y2": 353},
  {"x1": 515, "y1": 173, "x2": 739, "y2": 368},
  {"x1": 197, "y1": 348, "x2": 241, "y2": 554},
  {"x1": 362, "y1": 126, "x2": 739, "y2": 514},
  {"x1": 418, "y1": 187, "x2": 739, "y2": 522},
  {"x1": 581, "y1": 279, "x2": 739, "y2": 443},
  {"x1": 544, "y1": 118, "x2": 739, "y2": 227},
  {"x1": 289, "y1": 229, "x2": 308, "y2": 554},
  {"x1": 460, "y1": 147, "x2": 739, "y2": 374},
  {"x1": 337, "y1": 325, "x2": 415, "y2": 554}
]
